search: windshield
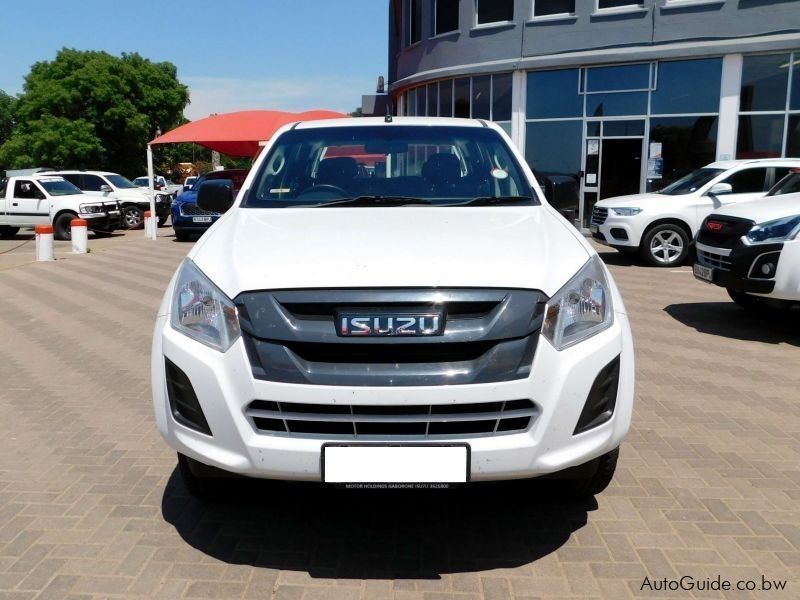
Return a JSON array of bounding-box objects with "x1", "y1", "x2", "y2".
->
[
  {"x1": 767, "y1": 172, "x2": 800, "y2": 197},
  {"x1": 38, "y1": 177, "x2": 82, "y2": 196},
  {"x1": 132, "y1": 177, "x2": 148, "y2": 186},
  {"x1": 244, "y1": 125, "x2": 535, "y2": 208},
  {"x1": 658, "y1": 168, "x2": 725, "y2": 195},
  {"x1": 106, "y1": 174, "x2": 137, "y2": 189}
]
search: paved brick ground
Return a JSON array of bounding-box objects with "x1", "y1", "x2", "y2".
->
[{"x1": 0, "y1": 231, "x2": 797, "y2": 599}]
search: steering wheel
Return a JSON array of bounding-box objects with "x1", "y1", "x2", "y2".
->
[{"x1": 298, "y1": 184, "x2": 350, "y2": 199}]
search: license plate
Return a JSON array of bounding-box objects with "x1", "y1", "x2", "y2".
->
[
  {"x1": 192, "y1": 216, "x2": 212, "y2": 223},
  {"x1": 322, "y1": 444, "x2": 469, "y2": 484},
  {"x1": 693, "y1": 263, "x2": 714, "y2": 282},
  {"x1": 590, "y1": 225, "x2": 599, "y2": 234}
]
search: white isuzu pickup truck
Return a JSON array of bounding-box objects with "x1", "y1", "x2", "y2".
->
[
  {"x1": 0, "y1": 174, "x2": 122, "y2": 239},
  {"x1": 151, "y1": 117, "x2": 635, "y2": 498}
]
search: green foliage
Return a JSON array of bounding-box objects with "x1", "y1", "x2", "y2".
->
[
  {"x1": 0, "y1": 115, "x2": 103, "y2": 169},
  {"x1": 0, "y1": 91, "x2": 15, "y2": 144},
  {"x1": 1, "y1": 48, "x2": 188, "y2": 175}
]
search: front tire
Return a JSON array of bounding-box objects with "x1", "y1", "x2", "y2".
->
[
  {"x1": 562, "y1": 448, "x2": 619, "y2": 498},
  {"x1": 122, "y1": 205, "x2": 144, "y2": 229},
  {"x1": 640, "y1": 224, "x2": 690, "y2": 267},
  {"x1": 53, "y1": 212, "x2": 78, "y2": 241},
  {"x1": 0, "y1": 226, "x2": 20, "y2": 239},
  {"x1": 728, "y1": 289, "x2": 766, "y2": 311},
  {"x1": 158, "y1": 216, "x2": 169, "y2": 227},
  {"x1": 174, "y1": 229, "x2": 192, "y2": 242},
  {"x1": 177, "y1": 453, "x2": 229, "y2": 500}
]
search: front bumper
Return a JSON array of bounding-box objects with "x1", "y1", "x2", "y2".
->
[
  {"x1": 151, "y1": 305, "x2": 634, "y2": 483},
  {"x1": 695, "y1": 240, "x2": 800, "y2": 301},
  {"x1": 83, "y1": 211, "x2": 123, "y2": 232},
  {"x1": 590, "y1": 213, "x2": 647, "y2": 249}
]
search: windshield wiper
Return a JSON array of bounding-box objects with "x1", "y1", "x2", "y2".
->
[
  {"x1": 301, "y1": 196, "x2": 434, "y2": 208},
  {"x1": 448, "y1": 196, "x2": 533, "y2": 207}
]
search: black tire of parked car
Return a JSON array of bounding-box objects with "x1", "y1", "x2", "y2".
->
[
  {"x1": 174, "y1": 230, "x2": 192, "y2": 242},
  {"x1": 640, "y1": 223, "x2": 690, "y2": 268},
  {"x1": 158, "y1": 216, "x2": 169, "y2": 227},
  {"x1": 53, "y1": 212, "x2": 78, "y2": 241},
  {"x1": 177, "y1": 453, "x2": 230, "y2": 500},
  {"x1": 0, "y1": 226, "x2": 20, "y2": 239},
  {"x1": 92, "y1": 230, "x2": 113, "y2": 238},
  {"x1": 727, "y1": 289, "x2": 766, "y2": 311},
  {"x1": 122, "y1": 205, "x2": 145, "y2": 230},
  {"x1": 562, "y1": 447, "x2": 619, "y2": 498}
]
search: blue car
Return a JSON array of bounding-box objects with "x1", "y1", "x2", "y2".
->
[{"x1": 172, "y1": 169, "x2": 249, "y2": 241}]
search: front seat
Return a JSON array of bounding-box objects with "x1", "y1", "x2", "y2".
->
[
  {"x1": 422, "y1": 153, "x2": 462, "y2": 194},
  {"x1": 315, "y1": 157, "x2": 359, "y2": 189}
]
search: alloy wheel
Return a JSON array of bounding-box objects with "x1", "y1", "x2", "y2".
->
[{"x1": 649, "y1": 230, "x2": 684, "y2": 264}]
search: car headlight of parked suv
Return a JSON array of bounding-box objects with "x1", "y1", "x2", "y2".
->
[
  {"x1": 745, "y1": 215, "x2": 800, "y2": 244},
  {"x1": 609, "y1": 207, "x2": 642, "y2": 216},
  {"x1": 170, "y1": 260, "x2": 241, "y2": 352},
  {"x1": 542, "y1": 255, "x2": 614, "y2": 351}
]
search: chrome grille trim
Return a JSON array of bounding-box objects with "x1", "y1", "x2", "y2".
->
[
  {"x1": 591, "y1": 207, "x2": 608, "y2": 226},
  {"x1": 697, "y1": 248, "x2": 732, "y2": 271},
  {"x1": 246, "y1": 399, "x2": 539, "y2": 439}
]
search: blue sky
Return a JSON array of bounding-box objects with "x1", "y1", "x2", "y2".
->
[{"x1": 0, "y1": 0, "x2": 388, "y2": 119}]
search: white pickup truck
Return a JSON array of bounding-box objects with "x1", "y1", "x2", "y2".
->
[{"x1": 0, "y1": 175, "x2": 122, "y2": 240}]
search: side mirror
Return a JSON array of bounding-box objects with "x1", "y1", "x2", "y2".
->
[
  {"x1": 707, "y1": 182, "x2": 732, "y2": 196},
  {"x1": 100, "y1": 184, "x2": 112, "y2": 193},
  {"x1": 197, "y1": 179, "x2": 234, "y2": 213}
]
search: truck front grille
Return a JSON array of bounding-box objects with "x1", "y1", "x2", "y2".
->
[
  {"x1": 246, "y1": 399, "x2": 538, "y2": 438},
  {"x1": 180, "y1": 203, "x2": 218, "y2": 216},
  {"x1": 697, "y1": 249, "x2": 732, "y2": 271},
  {"x1": 236, "y1": 288, "x2": 547, "y2": 387}
]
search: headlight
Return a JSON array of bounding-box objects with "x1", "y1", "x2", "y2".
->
[
  {"x1": 80, "y1": 204, "x2": 103, "y2": 214},
  {"x1": 745, "y1": 215, "x2": 800, "y2": 244},
  {"x1": 610, "y1": 207, "x2": 642, "y2": 216},
  {"x1": 542, "y1": 255, "x2": 614, "y2": 351},
  {"x1": 170, "y1": 260, "x2": 240, "y2": 352}
]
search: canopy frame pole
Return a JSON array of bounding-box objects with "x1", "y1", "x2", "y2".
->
[{"x1": 146, "y1": 145, "x2": 157, "y2": 240}]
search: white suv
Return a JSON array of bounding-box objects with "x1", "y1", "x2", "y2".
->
[
  {"x1": 151, "y1": 117, "x2": 635, "y2": 498},
  {"x1": 694, "y1": 170, "x2": 800, "y2": 310},
  {"x1": 591, "y1": 159, "x2": 800, "y2": 267}
]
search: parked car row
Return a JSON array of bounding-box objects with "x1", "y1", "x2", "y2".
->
[{"x1": 591, "y1": 159, "x2": 800, "y2": 310}]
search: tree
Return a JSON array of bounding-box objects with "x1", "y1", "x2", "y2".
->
[
  {"x1": 1, "y1": 48, "x2": 188, "y2": 175},
  {"x1": 0, "y1": 115, "x2": 102, "y2": 169},
  {"x1": 0, "y1": 90, "x2": 15, "y2": 145}
]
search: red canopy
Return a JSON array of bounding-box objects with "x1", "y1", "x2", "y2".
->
[{"x1": 149, "y1": 109, "x2": 346, "y2": 157}]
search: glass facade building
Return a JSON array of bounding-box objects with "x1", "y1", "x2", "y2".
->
[{"x1": 389, "y1": 0, "x2": 800, "y2": 228}]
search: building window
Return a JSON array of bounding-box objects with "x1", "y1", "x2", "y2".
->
[
  {"x1": 597, "y1": 0, "x2": 643, "y2": 9},
  {"x1": 648, "y1": 116, "x2": 718, "y2": 190},
  {"x1": 651, "y1": 58, "x2": 722, "y2": 115},
  {"x1": 439, "y1": 80, "x2": 453, "y2": 117},
  {"x1": 740, "y1": 54, "x2": 789, "y2": 112},
  {"x1": 585, "y1": 64, "x2": 651, "y2": 93},
  {"x1": 435, "y1": 0, "x2": 459, "y2": 34},
  {"x1": 427, "y1": 83, "x2": 438, "y2": 117},
  {"x1": 454, "y1": 78, "x2": 471, "y2": 118},
  {"x1": 737, "y1": 115, "x2": 785, "y2": 159},
  {"x1": 527, "y1": 69, "x2": 582, "y2": 119},
  {"x1": 737, "y1": 52, "x2": 800, "y2": 159},
  {"x1": 476, "y1": 0, "x2": 513, "y2": 25},
  {"x1": 472, "y1": 76, "x2": 491, "y2": 119},
  {"x1": 533, "y1": 0, "x2": 575, "y2": 18},
  {"x1": 408, "y1": 0, "x2": 422, "y2": 45},
  {"x1": 492, "y1": 74, "x2": 513, "y2": 121}
]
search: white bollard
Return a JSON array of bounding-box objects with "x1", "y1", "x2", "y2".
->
[
  {"x1": 35, "y1": 224, "x2": 55, "y2": 261},
  {"x1": 71, "y1": 218, "x2": 88, "y2": 253},
  {"x1": 143, "y1": 210, "x2": 155, "y2": 238}
]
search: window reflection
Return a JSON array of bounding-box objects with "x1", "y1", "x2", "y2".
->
[
  {"x1": 492, "y1": 74, "x2": 513, "y2": 121},
  {"x1": 586, "y1": 64, "x2": 650, "y2": 92},
  {"x1": 651, "y1": 59, "x2": 722, "y2": 115},
  {"x1": 648, "y1": 116, "x2": 718, "y2": 191},
  {"x1": 454, "y1": 78, "x2": 470, "y2": 118},
  {"x1": 787, "y1": 116, "x2": 800, "y2": 157},
  {"x1": 527, "y1": 69, "x2": 582, "y2": 118},
  {"x1": 737, "y1": 114, "x2": 785, "y2": 159},
  {"x1": 472, "y1": 76, "x2": 491, "y2": 119},
  {"x1": 740, "y1": 54, "x2": 790, "y2": 112},
  {"x1": 586, "y1": 92, "x2": 648, "y2": 117}
]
